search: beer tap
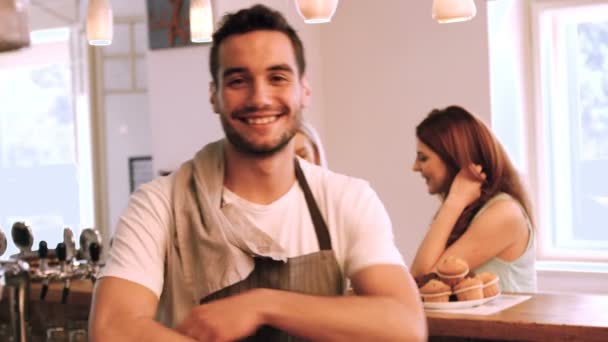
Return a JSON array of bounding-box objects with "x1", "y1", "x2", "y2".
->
[
  {"x1": 63, "y1": 228, "x2": 77, "y2": 267},
  {"x1": 78, "y1": 228, "x2": 101, "y2": 260},
  {"x1": 88, "y1": 242, "x2": 101, "y2": 285},
  {"x1": 38, "y1": 241, "x2": 49, "y2": 300},
  {"x1": 11, "y1": 222, "x2": 33, "y2": 259},
  {"x1": 0, "y1": 225, "x2": 7, "y2": 258},
  {"x1": 6, "y1": 222, "x2": 32, "y2": 342},
  {"x1": 55, "y1": 242, "x2": 70, "y2": 304},
  {"x1": 0, "y1": 225, "x2": 7, "y2": 301}
]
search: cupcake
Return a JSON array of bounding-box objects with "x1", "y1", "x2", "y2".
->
[
  {"x1": 477, "y1": 272, "x2": 501, "y2": 298},
  {"x1": 419, "y1": 279, "x2": 452, "y2": 303},
  {"x1": 415, "y1": 272, "x2": 439, "y2": 288},
  {"x1": 436, "y1": 256, "x2": 469, "y2": 287},
  {"x1": 453, "y1": 277, "x2": 484, "y2": 301}
]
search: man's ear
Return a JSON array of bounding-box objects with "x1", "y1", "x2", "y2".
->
[
  {"x1": 209, "y1": 81, "x2": 220, "y2": 113},
  {"x1": 300, "y1": 76, "x2": 312, "y2": 108}
]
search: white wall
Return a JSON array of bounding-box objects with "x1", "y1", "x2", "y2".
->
[
  {"x1": 320, "y1": 0, "x2": 491, "y2": 263},
  {"x1": 147, "y1": 0, "x2": 326, "y2": 174}
]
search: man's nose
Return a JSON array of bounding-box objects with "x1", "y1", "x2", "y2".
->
[{"x1": 249, "y1": 80, "x2": 272, "y2": 107}]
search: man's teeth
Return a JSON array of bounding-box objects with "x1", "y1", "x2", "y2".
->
[{"x1": 246, "y1": 116, "x2": 278, "y2": 125}]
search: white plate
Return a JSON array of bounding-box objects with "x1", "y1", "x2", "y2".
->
[{"x1": 423, "y1": 293, "x2": 501, "y2": 310}]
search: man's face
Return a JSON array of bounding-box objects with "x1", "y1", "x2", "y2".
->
[{"x1": 210, "y1": 30, "x2": 310, "y2": 156}]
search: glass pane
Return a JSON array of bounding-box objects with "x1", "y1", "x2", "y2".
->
[
  {"x1": 572, "y1": 20, "x2": 608, "y2": 243},
  {"x1": 540, "y1": 11, "x2": 608, "y2": 252},
  {"x1": 103, "y1": 58, "x2": 132, "y2": 91},
  {"x1": 577, "y1": 22, "x2": 608, "y2": 160},
  {"x1": 0, "y1": 31, "x2": 93, "y2": 257}
]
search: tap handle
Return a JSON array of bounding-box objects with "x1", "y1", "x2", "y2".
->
[
  {"x1": 56, "y1": 243, "x2": 66, "y2": 262},
  {"x1": 40, "y1": 283, "x2": 48, "y2": 300},
  {"x1": 61, "y1": 286, "x2": 70, "y2": 304},
  {"x1": 38, "y1": 241, "x2": 48, "y2": 259},
  {"x1": 89, "y1": 242, "x2": 100, "y2": 263}
]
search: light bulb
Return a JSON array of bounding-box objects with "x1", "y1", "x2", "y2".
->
[
  {"x1": 190, "y1": 0, "x2": 214, "y2": 43},
  {"x1": 87, "y1": 0, "x2": 113, "y2": 46},
  {"x1": 295, "y1": 0, "x2": 339, "y2": 24}
]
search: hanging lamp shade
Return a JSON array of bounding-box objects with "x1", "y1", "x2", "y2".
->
[
  {"x1": 295, "y1": 0, "x2": 339, "y2": 24},
  {"x1": 0, "y1": 0, "x2": 30, "y2": 52},
  {"x1": 86, "y1": 0, "x2": 113, "y2": 46},
  {"x1": 190, "y1": 0, "x2": 214, "y2": 43},
  {"x1": 432, "y1": 0, "x2": 477, "y2": 24}
]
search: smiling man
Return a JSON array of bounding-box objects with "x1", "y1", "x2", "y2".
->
[{"x1": 89, "y1": 4, "x2": 426, "y2": 342}]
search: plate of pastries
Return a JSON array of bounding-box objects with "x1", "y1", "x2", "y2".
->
[{"x1": 416, "y1": 256, "x2": 501, "y2": 310}]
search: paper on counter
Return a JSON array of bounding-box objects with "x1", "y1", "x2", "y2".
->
[{"x1": 426, "y1": 294, "x2": 531, "y2": 316}]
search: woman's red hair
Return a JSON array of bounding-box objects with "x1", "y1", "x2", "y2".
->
[{"x1": 416, "y1": 106, "x2": 533, "y2": 247}]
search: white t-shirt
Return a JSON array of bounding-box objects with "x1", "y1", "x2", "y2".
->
[{"x1": 101, "y1": 159, "x2": 405, "y2": 298}]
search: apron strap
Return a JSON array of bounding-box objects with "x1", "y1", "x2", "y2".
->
[{"x1": 294, "y1": 159, "x2": 332, "y2": 251}]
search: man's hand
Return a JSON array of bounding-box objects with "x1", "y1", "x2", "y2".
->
[
  {"x1": 446, "y1": 164, "x2": 486, "y2": 208},
  {"x1": 176, "y1": 289, "x2": 268, "y2": 341}
]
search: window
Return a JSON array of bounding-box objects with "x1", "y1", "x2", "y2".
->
[
  {"x1": 0, "y1": 28, "x2": 94, "y2": 257},
  {"x1": 531, "y1": 2, "x2": 608, "y2": 261},
  {"x1": 491, "y1": 0, "x2": 608, "y2": 263}
]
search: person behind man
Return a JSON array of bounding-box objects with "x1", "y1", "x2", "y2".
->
[
  {"x1": 90, "y1": 4, "x2": 426, "y2": 341},
  {"x1": 294, "y1": 121, "x2": 327, "y2": 167},
  {"x1": 410, "y1": 105, "x2": 537, "y2": 293}
]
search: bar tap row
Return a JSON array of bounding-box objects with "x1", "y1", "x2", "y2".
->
[{"x1": 0, "y1": 222, "x2": 103, "y2": 304}]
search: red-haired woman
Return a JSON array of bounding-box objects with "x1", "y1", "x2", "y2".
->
[{"x1": 410, "y1": 106, "x2": 537, "y2": 293}]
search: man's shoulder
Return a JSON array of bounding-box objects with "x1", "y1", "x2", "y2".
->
[
  {"x1": 133, "y1": 172, "x2": 176, "y2": 202},
  {"x1": 299, "y1": 159, "x2": 373, "y2": 197}
]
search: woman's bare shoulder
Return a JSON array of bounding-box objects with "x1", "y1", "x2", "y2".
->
[{"x1": 471, "y1": 196, "x2": 529, "y2": 234}]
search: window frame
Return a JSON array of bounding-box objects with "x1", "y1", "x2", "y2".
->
[{"x1": 530, "y1": 0, "x2": 608, "y2": 263}]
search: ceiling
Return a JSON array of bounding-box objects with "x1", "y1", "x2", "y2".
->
[{"x1": 28, "y1": 0, "x2": 81, "y2": 31}]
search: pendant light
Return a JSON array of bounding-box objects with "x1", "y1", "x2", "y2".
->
[
  {"x1": 87, "y1": 0, "x2": 113, "y2": 46},
  {"x1": 0, "y1": 0, "x2": 30, "y2": 52},
  {"x1": 432, "y1": 0, "x2": 477, "y2": 24},
  {"x1": 295, "y1": 0, "x2": 339, "y2": 24},
  {"x1": 190, "y1": 0, "x2": 214, "y2": 43}
]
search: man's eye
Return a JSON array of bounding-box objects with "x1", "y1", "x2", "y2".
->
[
  {"x1": 270, "y1": 75, "x2": 288, "y2": 83},
  {"x1": 227, "y1": 78, "x2": 246, "y2": 87}
]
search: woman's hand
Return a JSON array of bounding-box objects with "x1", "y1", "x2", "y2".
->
[{"x1": 446, "y1": 164, "x2": 486, "y2": 208}]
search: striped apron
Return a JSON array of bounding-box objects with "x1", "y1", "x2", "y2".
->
[{"x1": 200, "y1": 160, "x2": 344, "y2": 341}]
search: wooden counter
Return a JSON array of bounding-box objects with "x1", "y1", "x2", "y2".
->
[
  {"x1": 426, "y1": 292, "x2": 608, "y2": 342},
  {"x1": 0, "y1": 280, "x2": 93, "y2": 341}
]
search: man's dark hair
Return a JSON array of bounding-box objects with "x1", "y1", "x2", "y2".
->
[{"x1": 209, "y1": 4, "x2": 306, "y2": 84}]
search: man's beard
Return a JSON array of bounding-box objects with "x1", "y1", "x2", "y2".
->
[{"x1": 220, "y1": 107, "x2": 300, "y2": 157}]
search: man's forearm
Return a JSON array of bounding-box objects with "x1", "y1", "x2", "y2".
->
[
  {"x1": 259, "y1": 289, "x2": 426, "y2": 342},
  {"x1": 91, "y1": 315, "x2": 194, "y2": 342}
]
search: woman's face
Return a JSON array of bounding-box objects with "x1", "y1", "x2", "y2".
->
[
  {"x1": 412, "y1": 140, "x2": 450, "y2": 195},
  {"x1": 294, "y1": 131, "x2": 319, "y2": 165}
]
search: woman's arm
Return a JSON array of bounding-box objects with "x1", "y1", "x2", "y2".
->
[
  {"x1": 411, "y1": 196, "x2": 529, "y2": 277},
  {"x1": 410, "y1": 165, "x2": 487, "y2": 277},
  {"x1": 410, "y1": 197, "x2": 467, "y2": 277},
  {"x1": 436, "y1": 199, "x2": 529, "y2": 270}
]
